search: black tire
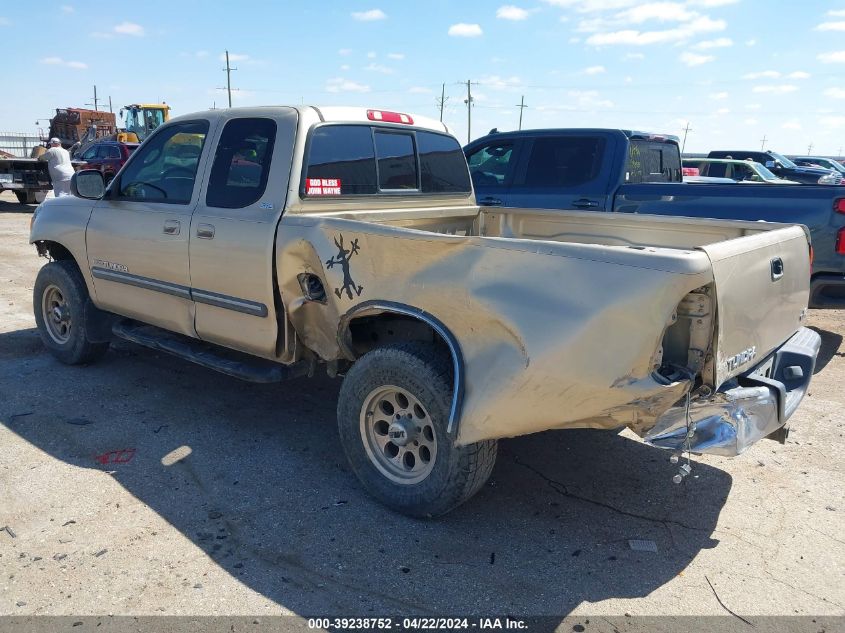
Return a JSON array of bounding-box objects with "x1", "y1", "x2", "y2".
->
[
  {"x1": 33, "y1": 260, "x2": 110, "y2": 365},
  {"x1": 338, "y1": 342, "x2": 497, "y2": 517},
  {"x1": 14, "y1": 190, "x2": 34, "y2": 205}
]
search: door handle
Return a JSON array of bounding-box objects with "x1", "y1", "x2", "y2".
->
[
  {"x1": 572, "y1": 198, "x2": 599, "y2": 208},
  {"x1": 479, "y1": 196, "x2": 503, "y2": 206},
  {"x1": 196, "y1": 223, "x2": 215, "y2": 239},
  {"x1": 771, "y1": 257, "x2": 784, "y2": 281},
  {"x1": 163, "y1": 220, "x2": 180, "y2": 235}
]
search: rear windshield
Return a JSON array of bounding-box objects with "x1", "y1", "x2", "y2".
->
[
  {"x1": 303, "y1": 125, "x2": 470, "y2": 197},
  {"x1": 627, "y1": 140, "x2": 682, "y2": 183}
]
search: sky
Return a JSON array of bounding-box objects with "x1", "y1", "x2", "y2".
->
[{"x1": 3, "y1": 0, "x2": 845, "y2": 154}]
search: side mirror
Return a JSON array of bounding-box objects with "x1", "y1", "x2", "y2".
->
[{"x1": 71, "y1": 169, "x2": 105, "y2": 199}]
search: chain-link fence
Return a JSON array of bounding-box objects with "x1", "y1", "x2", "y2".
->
[{"x1": 0, "y1": 132, "x2": 43, "y2": 158}]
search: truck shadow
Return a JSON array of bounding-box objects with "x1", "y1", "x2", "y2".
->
[
  {"x1": 809, "y1": 325, "x2": 844, "y2": 373},
  {"x1": 1, "y1": 330, "x2": 731, "y2": 620},
  {"x1": 0, "y1": 198, "x2": 37, "y2": 213}
]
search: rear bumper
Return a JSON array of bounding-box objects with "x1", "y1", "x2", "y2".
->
[
  {"x1": 810, "y1": 273, "x2": 845, "y2": 309},
  {"x1": 644, "y1": 327, "x2": 821, "y2": 456}
]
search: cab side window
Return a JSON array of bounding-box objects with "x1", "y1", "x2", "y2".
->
[
  {"x1": 117, "y1": 120, "x2": 209, "y2": 204},
  {"x1": 523, "y1": 136, "x2": 606, "y2": 187},
  {"x1": 206, "y1": 118, "x2": 276, "y2": 209},
  {"x1": 81, "y1": 145, "x2": 99, "y2": 160},
  {"x1": 466, "y1": 142, "x2": 514, "y2": 189}
]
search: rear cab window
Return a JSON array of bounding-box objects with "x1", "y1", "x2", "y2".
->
[
  {"x1": 626, "y1": 139, "x2": 682, "y2": 183},
  {"x1": 303, "y1": 124, "x2": 470, "y2": 198}
]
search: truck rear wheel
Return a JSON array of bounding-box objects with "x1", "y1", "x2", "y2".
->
[
  {"x1": 33, "y1": 261, "x2": 109, "y2": 365},
  {"x1": 337, "y1": 342, "x2": 497, "y2": 517},
  {"x1": 14, "y1": 191, "x2": 35, "y2": 205}
]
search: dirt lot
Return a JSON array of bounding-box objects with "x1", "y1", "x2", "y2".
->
[{"x1": 1, "y1": 190, "x2": 843, "y2": 622}]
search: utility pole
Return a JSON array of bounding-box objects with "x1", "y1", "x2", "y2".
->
[
  {"x1": 516, "y1": 95, "x2": 527, "y2": 131},
  {"x1": 86, "y1": 84, "x2": 101, "y2": 111},
  {"x1": 223, "y1": 50, "x2": 238, "y2": 108},
  {"x1": 108, "y1": 96, "x2": 113, "y2": 114},
  {"x1": 807, "y1": 142, "x2": 813, "y2": 155},
  {"x1": 436, "y1": 83, "x2": 448, "y2": 122},
  {"x1": 839, "y1": 146, "x2": 843, "y2": 158},
  {"x1": 463, "y1": 79, "x2": 477, "y2": 144},
  {"x1": 760, "y1": 134, "x2": 768, "y2": 151},
  {"x1": 681, "y1": 121, "x2": 692, "y2": 154}
]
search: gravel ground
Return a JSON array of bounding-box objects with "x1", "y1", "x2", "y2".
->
[{"x1": 1, "y1": 191, "x2": 843, "y2": 621}]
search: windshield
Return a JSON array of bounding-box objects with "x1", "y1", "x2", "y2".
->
[
  {"x1": 753, "y1": 162, "x2": 780, "y2": 180},
  {"x1": 769, "y1": 151, "x2": 797, "y2": 169}
]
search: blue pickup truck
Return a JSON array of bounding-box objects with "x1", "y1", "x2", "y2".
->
[{"x1": 464, "y1": 129, "x2": 845, "y2": 309}]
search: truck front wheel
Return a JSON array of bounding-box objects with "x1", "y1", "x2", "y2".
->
[
  {"x1": 14, "y1": 191, "x2": 35, "y2": 204},
  {"x1": 337, "y1": 342, "x2": 497, "y2": 517},
  {"x1": 33, "y1": 261, "x2": 109, "y2": 365}
]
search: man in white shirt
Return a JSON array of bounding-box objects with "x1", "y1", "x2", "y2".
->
[{"x1": 38, "y1": 138, "x2": 75, "y2": 197}]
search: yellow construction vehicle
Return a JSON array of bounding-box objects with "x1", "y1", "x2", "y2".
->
[{"x1": 118, "y1": 103, "x2": 170, "y2": 143}]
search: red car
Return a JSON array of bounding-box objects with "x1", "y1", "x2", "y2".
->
[{"x1": 76, "y1": 140, "x2": 139, "y2": 184}]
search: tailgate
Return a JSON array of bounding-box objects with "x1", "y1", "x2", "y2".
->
[{"x1": 698, "y1": 225, "x2": 811, "y2": 387}]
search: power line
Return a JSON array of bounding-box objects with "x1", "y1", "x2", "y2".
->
[
  {"x1": 436, "y1": 83, "x2": 448, "y2": 122},
  {"x1": 516, "y1": 96, "x2": 527, "y2": 130},
  {"x1": 85, "y1": 84, "x2": 101, "y2": 111},
  {"x1": 222, "y1": 50, "x2": 238, "y2": 108},
  {"x1": 681, "y1": 121, "x2": 693, "y2": 154}
]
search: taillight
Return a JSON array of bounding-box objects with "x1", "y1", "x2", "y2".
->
[
  {"x1": 367, "y1": 110, "x2": 414, "y2": 125},
  {"x1": 837, "y1": 228, "x2": 845, "y2": 255},
  {"x1": 809, "y1": 244, "x2": 814, "y2": 273},
  {"x1": 835, "y1": 198, "x2": 845, "y2": 214}
]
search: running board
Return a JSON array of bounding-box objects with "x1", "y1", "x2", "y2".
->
[{"x1": 112, "y1": 321, "x2": 310, "y2": 383}]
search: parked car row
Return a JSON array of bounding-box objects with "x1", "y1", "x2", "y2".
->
[{"x1": 464, "y1": 128, "x2": 845, "y2": 308}]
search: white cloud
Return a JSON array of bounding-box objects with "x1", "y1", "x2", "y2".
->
[
  {"x1": 568, "y1": 89, "x2": 613, "y2": 109},
  {"x1": 829, "y1": 9, "x2": 845, "y2": 16},
  {"x1": 340, "y1": 64, "x2": 350, "y2": 71},
  {"x1": 680, "y1": 51, "x2": 714, "y2": 66},
  {"x1": 745, "y1": 38, "x2": 756, "y2": 46},
  {"x1": 816, "y1": 21, "x2": 845, "y2": 31},
  {"x1": 408, "y1": 86, "x2": 433, "y2": 94},
  {"x1": 387, "y1": 52, "x2": 405, "y2": 60},
  {"x1": 753, "y1": 84, "x2": 798, "y2": 94},
  {"x1": 497, "y1": 5, "x2": 530, "y2": 20},
  {"x1": 195, "y1": 50, "x2": 209, "y2": 58},
  {"x1": 715, "y1": 107, "x2": 730, "y2": 114},
  {"x1": 61, "y1": 5, "x2": 74, "y2": 12},
  {"x1": 693, "y1": 37, "x2": 732, "y2": 49},
  {"x1": 743, "y1": 70, "x2": 780, "y2": 79},
  {"x1": 820, "y1": 116, "x2": 845, "y2": 128},
  {"x1": 818, "y1": 51, "x2": 845, "y2": 63},
  {"x1": 367, "y1": 51, "x2": 377, "y2": 59},
  {"x1": 542, "y1": 0, "x2": 638, "y2": 10},
  {"x1": 617, "y1": 2, "x2": 697, "y2": 23},
  {"x1": 338, "y1": 48, "x2": 353, "y2": 56},
  {"x1": 690, "y1": 0, "x2": 739, "y2": 5},
  {"x1": 624, "y1": 52, "x2": 645, "y2": 60},
  {"x1": 448, "y1": 23, "x2": 483, "y2": 37},
  {"x1": 744, "y1": 118, "x2": 758, "y2": 125},
  {"x1": 0, "y1": 17, "x2": 9, "y2": 25},
  {"x1": 40, "y1": 57, "x2": 87, "y2": 69},
  {"x1": 709, "y1": 91, "x2": 728, "y2": 100},
  {"x1": 219, "y1": 52, "x2": 250, "y2": 62},
  {"x1": 586, "y1": 16, "x2": 725, "y2": 46},
  {"x1": 583, "y1": 65, "x2": 606, "y2": 74},
  {"x1": 823, "y1": 87, "x2": 845, "y2": 99},
  {"x1": 781, "y1": 120, "x2": 802, "y2": 130},
  {"x1": 352, "y1": 9, "x2": 386, "y2": 21},
  {"x1": 786, "y1": 71, "x2": 810, "y2": 79},
  {"x1": 114, "y1": 21, "x2": 144, "y2": 36},
  {"x1": 745, "y1": 103, "x2": 762, "y2": 110},
  {"x1": 364, "y1": 62, "x2": 394, "y2": 74},
  {"x1": 479, "y1": 74, "x2": 523, "y2": 90},
  {"x1": 325, "y1": 78, "x2": 370, "y2": 93}
]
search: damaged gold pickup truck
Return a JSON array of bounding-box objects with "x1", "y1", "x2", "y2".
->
[{"x1": 29, "y1": 106, "x2": 821, "y2": 516}]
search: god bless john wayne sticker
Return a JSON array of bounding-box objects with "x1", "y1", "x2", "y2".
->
[{"x1": 306, "y1": 178, "x2": 342, "y2": 195}]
